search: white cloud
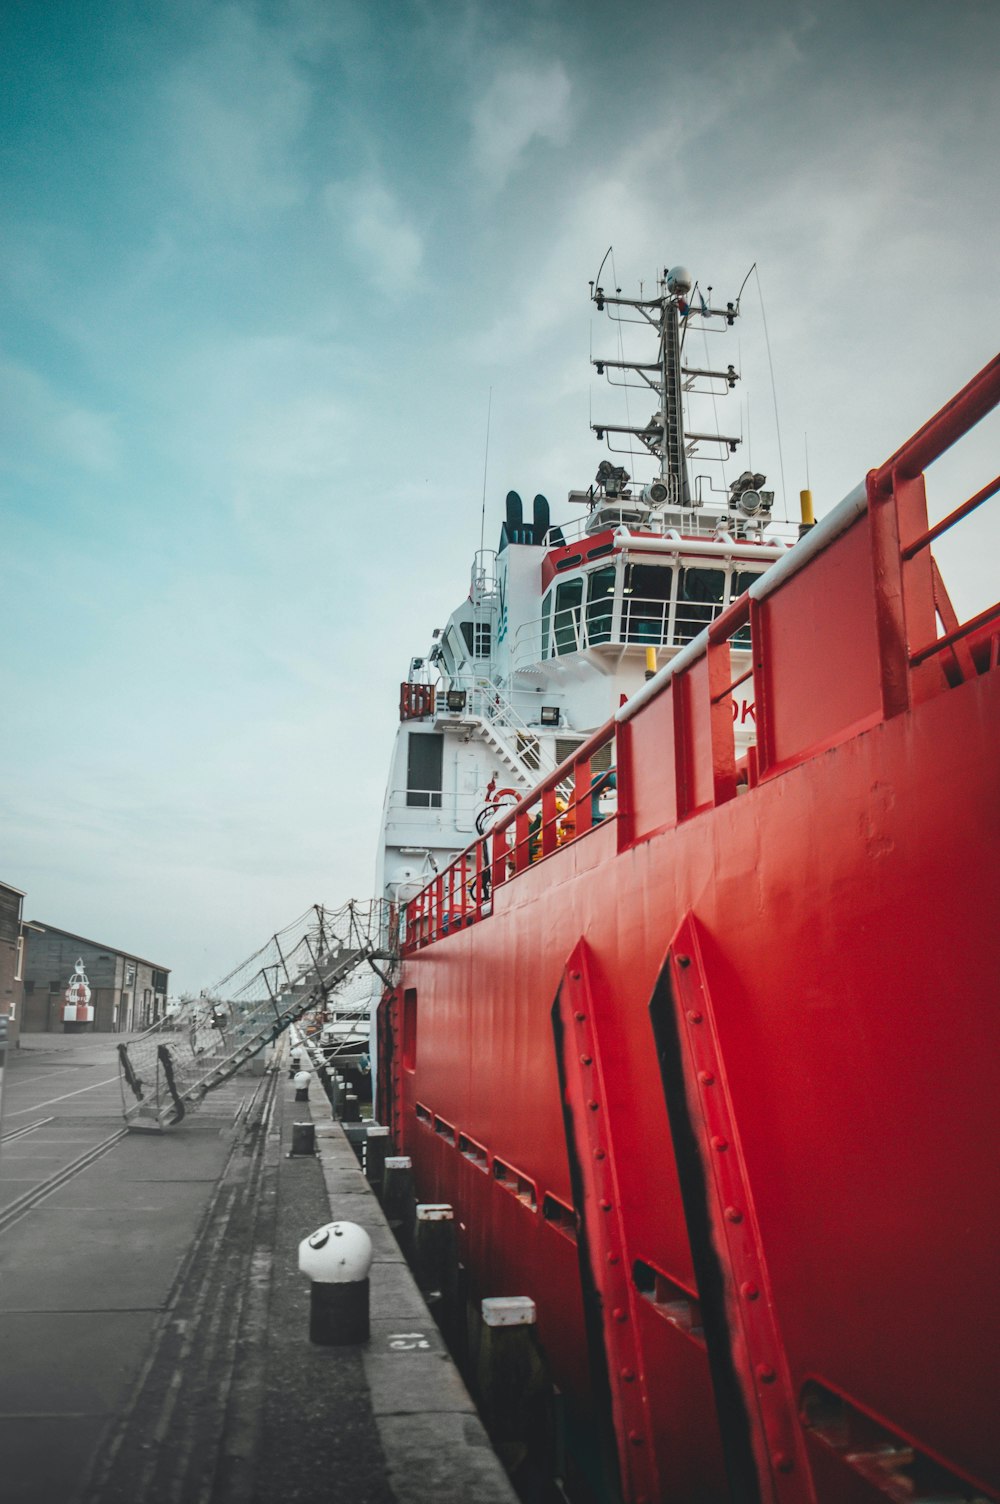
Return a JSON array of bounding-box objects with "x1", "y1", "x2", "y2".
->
[
  {"x1": 162, "y1": 7, "x2": 311, "y2": 218},
  {"x1": 470, "y1": 60, "x2": 572, "y2": 190},
  {"x1": 0, "y1": 357, "x2": 120, "y2": 478},
  {"x1": 323, "y1": 177, "x2": 423, "y2": 295}
]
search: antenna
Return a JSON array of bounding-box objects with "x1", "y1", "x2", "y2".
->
[{"x1": 479, "y1": 388, "x2": 492, "y2": 554}]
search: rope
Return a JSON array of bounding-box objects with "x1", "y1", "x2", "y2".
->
[
  {"x1": 753, "y1": 265, "x2": 788, "y2": 520},
  {"x1": 157, "y1": 1045, "x2": 186, "y2": 1126}
]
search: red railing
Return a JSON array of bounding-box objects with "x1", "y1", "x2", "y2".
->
[
  {"x1": 867, "y1": 353, "x2": 1000, "y2": 712},
  {"x1": 404, "y1": 722, "x2": 617, "y2": 948}
]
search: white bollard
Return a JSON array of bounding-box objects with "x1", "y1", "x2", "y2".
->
[{"x1": 298, "y1": 1222, "x2": 374, "y2": 1344}]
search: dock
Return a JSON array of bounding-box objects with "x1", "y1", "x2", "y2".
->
[{"x1": 0, "y1": 1034, "x2": 517, "y2": 1504}]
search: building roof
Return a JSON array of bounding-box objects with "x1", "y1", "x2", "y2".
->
[
  {"x1": 0, "y1": 881, "x2": 26, "y2": 897},
  {"x1": 25, "y1": 922, "x2": 170, "y2": 973}
]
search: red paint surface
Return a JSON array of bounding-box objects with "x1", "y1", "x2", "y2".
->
[{"x1": 389, "y1": 359, "x2": 1000, "y2": 1502}]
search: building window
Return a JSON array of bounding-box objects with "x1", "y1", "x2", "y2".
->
[
  {"x1": 459, "y1": 621, "x2": 492, "y2": 659},
  {"x1": 406, "y1": 732, "x2": 443, "y2": 809}
]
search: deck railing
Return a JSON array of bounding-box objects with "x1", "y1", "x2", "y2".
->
[
  {"x1": 404, "y1": 722, "x2": 617, "y2": 948},
  {"x1": 867, "y1": 353, "x2": 1000, "y2": 709}
]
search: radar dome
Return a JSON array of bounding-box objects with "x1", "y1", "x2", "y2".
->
[{"x1": 666, "y1": 266, "x2": 693, "y2": 296}]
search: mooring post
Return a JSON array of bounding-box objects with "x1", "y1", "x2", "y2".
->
[
  {"x1": 477, "y1": 1296, "x2": 552, "y2": 1477},
  {"x1": 330, "y1": 1073, "x2": 344, "y2": 1117},
  {"x1": 289, "y1": 1043, "x2": 302, "y2": 1079},
  {"x1": 414, "y1": 1203, "x2": 461, "y2": 1347},
  {"x1": 343, "y1": 1091, "x2": 360, "y2": 1123},
  {"x1": 382, "y1": 1154, "x2": 416, "y2": 1254},
  {"x1": 343, "y1": 1122, "x2": 367, "y2": 1167},
  {"x1": 414, "y1": 1203, "x2": 457, "y2": 1292},
  {"x1": 289, "y1": 1121, "x2": 315, "y2": 1157},
  {"x1": 293, "y1": 1069, "x2": 311, "y2": 1103},
  {"x1": 298, "y1": 1222, "x2": 373, "y2": 1345},
  {"x1": 365, "y1": 1124, "x2": 390, "y2": 1191}
]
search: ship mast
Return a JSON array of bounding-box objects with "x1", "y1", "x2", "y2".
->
[{"x1": 590, "y1": 265, "x2": 741, "y2": 510}]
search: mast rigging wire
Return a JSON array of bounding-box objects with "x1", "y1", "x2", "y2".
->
[{"x1": 753, "y1": 265, "x2": 788, "y2": 520}]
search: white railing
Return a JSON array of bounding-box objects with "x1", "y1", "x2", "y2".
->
[
  {"x1": 438, "y1": 677, "x2": 566, "y2": 772},
  {"x1": 512, "y1": 595, "x2": 738, "y2": 667},
  {"x1": 548, "y1": 507, "x2": 799, "y2": 548}
]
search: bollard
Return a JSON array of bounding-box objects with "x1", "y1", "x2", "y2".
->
[
  {"x1": 414, "y1": 1204, "x2": 457, "y2": 1296},
  {"x1": 381, "y1": 1154, "x2": 415, "y2": 1253},
  {"x1": 290, "y1": 1121, "x2": 315, "y2": 1157},
  {"x1": 343, "y1": 1122, "x2": 368, "y2": 1168},
  {"x1": 289, "y1": 1044, "x2": 303, "y2": 1079},
  {"x1": 477, "y1": 1296, "x2": 553, "y2": 1476},
  {"x1": 343, "y1": 1091, "x2": 360, "y2": 1124},
  {"x1": 298, "y1": 1222, "x2": 373, "y2": 1345},
  {"x1": 365, "y1": 1124, "x2": 390, "y2": 1190},
  {"x1": 293, "y1": 1069, "x2": 311, "y2": 1103},
  {"x1": 414, "y1": 1204, "x2": 461, "y2": 1348}
]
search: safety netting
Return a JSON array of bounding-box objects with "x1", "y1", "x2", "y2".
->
[{"x1": 117, "y1": 900, "x2": 396, "y2": 1129}]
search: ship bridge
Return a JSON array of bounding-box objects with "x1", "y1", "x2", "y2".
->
[{"x1": 512, "y1": 517, "x2": 791, "y2": 672}]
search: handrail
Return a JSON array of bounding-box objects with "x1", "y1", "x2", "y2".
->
[
  {"x1": 404, "y1": 720, "x2": 618, "y2": 949},
  {"x1": 871, "y1": 353, "x2": 1000, "y2": 488},
  {"x1": 900, "y1": 473, "x2": 1000, "y2": 561},
  {"x1": 867, "y1": 351, "x2": 1000, "y2": 701}
]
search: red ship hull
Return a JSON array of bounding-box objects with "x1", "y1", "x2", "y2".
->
[{"x1": 381, "y1": 359, "x2": 1000, "y2": 1503}]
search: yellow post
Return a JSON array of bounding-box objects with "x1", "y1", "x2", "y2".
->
[
  {"x1": 799, "y1": 488, "x2": 815, "y2": 526},
  {"x1": 645, "y1": 646, "x2": 657, "y2": 681}
]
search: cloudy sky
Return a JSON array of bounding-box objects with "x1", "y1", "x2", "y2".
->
[{"x1": 3, "y1": 0, "x2": 998, "y2": 993}]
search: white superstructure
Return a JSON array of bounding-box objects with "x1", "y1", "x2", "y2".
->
[{"x1": 376, "y1": 263, "x2": 798, "y2": 919}]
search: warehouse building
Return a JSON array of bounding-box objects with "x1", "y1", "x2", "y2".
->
[
  {"x1": 0, "y1": 880, "x2": 27, "y2": 1049},
  {"x1": 21, "y1": 924, "x2": 170, "y2": 1034}
]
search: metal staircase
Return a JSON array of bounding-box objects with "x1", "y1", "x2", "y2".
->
[{"x1": 117, "y1": 900, "x2": 395, "y2": 1130}]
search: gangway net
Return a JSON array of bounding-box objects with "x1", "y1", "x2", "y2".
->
[{"x1": 117, "y1": 900, "x2": 395, "y2": 1130}]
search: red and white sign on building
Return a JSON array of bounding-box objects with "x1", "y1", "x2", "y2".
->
[{"x1": 63, "y1": 958, "x2": 94, "y2": 1024}]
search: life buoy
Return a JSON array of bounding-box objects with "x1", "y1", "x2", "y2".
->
[{"x1": 474, "y1": 786, "x2": 519, "y2": 835}]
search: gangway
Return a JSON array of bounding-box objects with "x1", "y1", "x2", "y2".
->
[{"x1": 117, "y1": 900, "x2": 395, "y2": 1130}]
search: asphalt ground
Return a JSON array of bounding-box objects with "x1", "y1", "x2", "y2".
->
[{"x1": 0, "y1": 1033, "x2": 517, "y2": 1504}]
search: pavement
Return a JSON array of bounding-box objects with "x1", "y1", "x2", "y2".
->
[{"x1": 0, "y1": 1032, "x2": 517, "y2": 1504}]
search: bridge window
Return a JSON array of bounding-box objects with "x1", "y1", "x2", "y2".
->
[
  {"x1": 541, "y1": 591, "x2": 552, "y2": 659},
  {"x1": 554, "y1": 578, "x2": 583, "y2": 655},
  {"x1": 622, "y1": 562, "x2": 673, "y2": 647},
  {"x1": 676, "y1": 566, "x2": 725, "y2": 643},
  {"x1": 586, "y1": 566, "x2": 616, "y2": 644},
  {"x1": 728, "y1": 569, "x2": 761, "y2": 645}
]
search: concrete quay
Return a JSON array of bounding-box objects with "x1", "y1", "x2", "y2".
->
[{"x1": 0, "y1": 1034, "x2": 517, "y2": 1503}]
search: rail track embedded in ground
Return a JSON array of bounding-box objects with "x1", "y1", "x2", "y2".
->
[
  {"x1": 0, "y1": 1126, "x2": 128, "y2": 1238},
  {"x1": 80, "y1": 1060, "x2": 283, "y2": 1504}
]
